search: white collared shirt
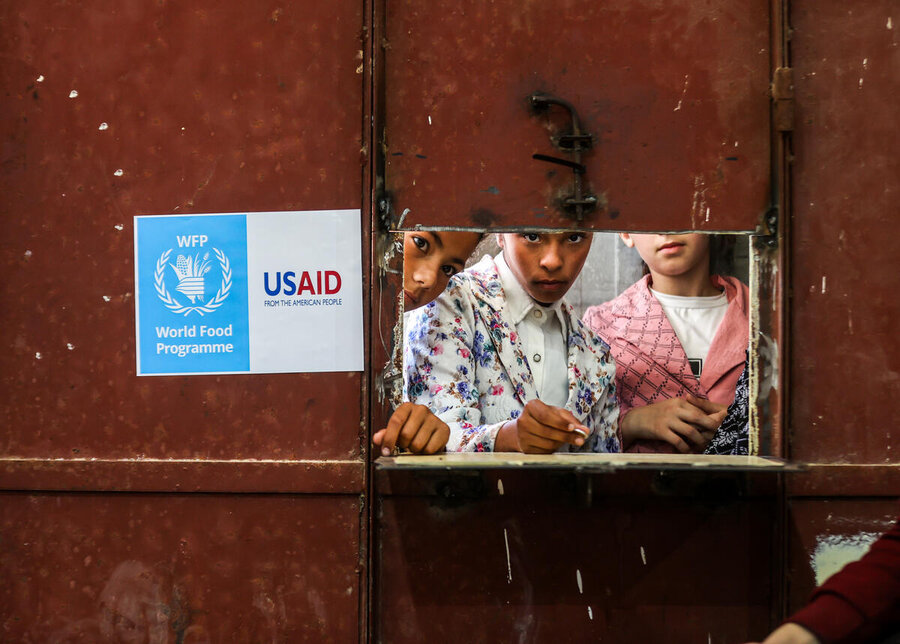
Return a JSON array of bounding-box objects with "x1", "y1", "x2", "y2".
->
[{"x1": 495, "y1": 252, "x2": 569, "y2": 408}]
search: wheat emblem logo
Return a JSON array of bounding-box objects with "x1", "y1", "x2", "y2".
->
[{"x1": 154, "y1": 247, "x2": 232, "y2": 316}]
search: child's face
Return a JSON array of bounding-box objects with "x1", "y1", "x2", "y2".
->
[
  {"x1": 497, "y1": 231, "x2": 592, "y2": 305},
  {"x1": 620, "y1": 232, "x2": 710, "y2": 279},
  {"x1": 403, "y1": 231, "x2": 482, "y2": 309}
]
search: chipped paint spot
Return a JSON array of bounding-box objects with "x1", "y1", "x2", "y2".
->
[
  {"x1": 640, "y1": 546, "x2": 647, "y2": 565},
  {"x1": 35, "y1": 352, "x2": 42, "y2": 360},
  {"x1": 113, "y1": 169, "x2": 124, "y2": 177},
  {"x1": 36, "y1": 75, "x2": 45, "y2": 83},
  {"x1": 734, "y1": 141, "x2": 739, "y2": 147},
  {"x1": 503, "y1": 528, "x2": 512, "y2": 583},
  {"x1": 705, "y1": 206, "x2": 710, "y2": 223},
  {"x1": 24, "y1": 250, "x2": 32, "y2": 258},
  {"x1": 497, "y1": 478, "x2": 504, "y2": 495},
  {"x1": 888, "y1": 16, "x2": 893, "y2": 29},
  {"x1": 811, "y1": 532, "x2": 880, "y2": 585},
  {"x1": 576, "y1": 569, "x2": 583, "y2": 594},
  {"x1": 690, "y1": 175, "x2": 709, "y2": 228},
  {"x1": 587, "y1": 606, "x2": 593, "y2": 620},
  {"x1": 859, "y1": 77, "x2": 864, "y2": 89},
  {"x1": 821, "y1": 275, "x2": 827, "y2": 293},
  {"x1": 67, "y1": 343, "x2": 74, "y2": 350},
  {"x1": 355, "y1": 63, "x2": 363, "y2": 74},
  {"x1": 68, "y1": 90, "x2": 78, "y2": 98},
  {"x1": 863, "y1": 58, "x2": 868, "y2": 69},
  {"x1": 398, "y1": 208, "x2": 411, "y2": 228},
  {"x1": 114, "y1": 224, "x2": 124, "y2": 231},
  {"x1": 848, "y1": 310, "x2": 853, "y2": 334},
  {"x1": 98, "y1": 122, "x2": 109, "y2": 131},
  {"x1": 428, "y1": 115, "x2": 432, "y2": 125},
  {"x1": 102, "y1": 295, "x2": 111, "y2": 302},
  {"x1": 673, "y1": 74, "x2": 689, "y2": 111}
]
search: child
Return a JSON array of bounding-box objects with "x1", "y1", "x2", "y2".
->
[
  {"x1": 583, "y1": 233, "x2": 748, "y2": 453},
  {"x1": 404, "y1": 231, "x2": 620, "y2": 454},
  {"x1": 373, "y1": 230, "x2": 483, "y2": 456}
]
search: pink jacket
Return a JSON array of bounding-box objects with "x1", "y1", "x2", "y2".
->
[{"x1": 582, "y1": 274, "x2": 749, "y2": 453}]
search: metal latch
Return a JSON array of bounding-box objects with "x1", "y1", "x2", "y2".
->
[
  {"x1": 529, "y1": 93, "x2": 599, "y2": 222},
  {"x1": 772, "y1": 67, "x2": 794, "y2": 132}
]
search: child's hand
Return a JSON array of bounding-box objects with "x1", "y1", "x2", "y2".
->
[
  {"x1": 495, "y1": 399, "x2": 589, "y2": 453},
  {"x1": 745, "y1": 623, "x2": 820, "y2": 644},
  {"x1": 620, "y1": 397, "x2": 724, "y2": 453},
  {"x1": 373, "y1": 403, "x2": 450, "y2": 456}
]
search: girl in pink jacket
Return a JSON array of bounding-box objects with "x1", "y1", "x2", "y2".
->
[{"x1": 583, "y1": 233, "x2": 749, "y2": 453}]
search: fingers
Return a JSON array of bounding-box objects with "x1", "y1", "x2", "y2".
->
[
  {"x1": 522, "y1": 400, "x2": 589, "y2": 446},
  {"x1": 686, "y1": 394, "x2": 727, "y2": 415},
  {"x1": 378, "y1": 402, "x2": 417, "y2": 456},
  {"x1": 675, "y1": 400, "x2": 724, "y2": 432},
  {"x1": 376, "y1": 403, "x2": 450, "y2": 456}
]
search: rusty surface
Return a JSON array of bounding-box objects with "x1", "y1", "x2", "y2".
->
[
  {"x1": 0, "y1": 493, "x2": 362, "y2": 641},
  {"x1": 1, "y1": 1, "x2": 367, "y2": 461},
  {"x1": 789, "y1": 0, "x2": 900, "y2": 464},
  {"x1": 382, "y1": 0, "x2": 772, "y2": 231},
  {"x1": 782, "y1": 0, "x2": 899, "y2": 628},
  {"x1": 375, "y1": 470, "x2": 779, "y2": 642},
  {"x1": 0, "y1": 459, "x2": 365, "y2": 494},
  {"x1": 786, "y1": 499, "x2": 899, "y2": 613},
  {"x1": 787, "y1": 465, "x2": 900, "y2": 497}
]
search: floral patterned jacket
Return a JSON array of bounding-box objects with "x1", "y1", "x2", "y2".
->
[{"x1": 404, "y1": 255, "x2": 620, "y2": 453}]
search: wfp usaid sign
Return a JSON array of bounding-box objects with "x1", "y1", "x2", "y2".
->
[{"x1": 134, "y1": 210, "x2": 363, "y2": 376}]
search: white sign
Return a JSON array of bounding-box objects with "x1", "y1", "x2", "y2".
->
[{"x1": 134, "y1": 210, "x2": 364, "y2": 375}]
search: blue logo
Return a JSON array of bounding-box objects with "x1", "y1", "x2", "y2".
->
[{"x1": 136, "y1": 214, "x2": 250, "y2": 375}]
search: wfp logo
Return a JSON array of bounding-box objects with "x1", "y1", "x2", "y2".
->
[{"x1": 154, "y1": 234, "x2": 232, "y2": 316}]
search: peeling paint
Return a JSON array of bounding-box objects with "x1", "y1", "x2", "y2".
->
[
  {"x1": 67, "y1": 343, "x2": 75, "y2": 351},
  {"x1": 576, "y1": 569, "x2": 583, "y2": 594},
  {"x1": 35, "y1": 352, "x2": 42, "y2": 360},
  {"x1": 640, "y1": 546, "x2": 647, "y2": 565},
  {"x1": 497, "y1": 478, "x2": 504, "y2": 495},
  {"x1": 821, "y1": 276, "x2": 827, "y2": 293},
  {"x1": 811, "y1": 532, "x2": 880, "y2": 585},
  {"x1": 587, "y1": 606, "x2": 593, "y2": 620},
  {"x1": 114, "y1": 224, "x2": 124, "y2": 231},
  {"x1": 503, "y1": 528, "x2": 512, "y2": 583},
  {"x1": 114, "y1": 169, "x2": 124, "y2": 177},
  {"x1": 24, "y1": 250, "x2": 32, "y2": 258},
  {"x1": 36, "y1": 75, "x2": 45, "y2": 82},
  {"x1": 98, "y1": 122, "x2": 109, "y2": 131},
  {"x1": 427, "y1": 115, "x2": 432, "y2": 125},
  {"x1": 68, "y1": 90, "x2": 78, "y2": 98},
  {"x1": 103, "y1": 295, "x2": 111, "y2": 302},
  {"x1": 673, "y1": 74, "x2": 689, "y2": 111},
  {"x1": 888, "y1": 16, "x2": 893, "y2": 29}
]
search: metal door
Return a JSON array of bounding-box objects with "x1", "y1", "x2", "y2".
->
[
  {"x1": 380, "y1": 0, "x2": 773, "y2": 231},
  {"x1": 786, "y1": 0, "x2": 900, "y2": 618},
  {"x1": 372, "y1": 2, "x2": 788, "y2": 642},
  {"x1": 0, "y1": 1, "x2": 371, "y2": 640}
]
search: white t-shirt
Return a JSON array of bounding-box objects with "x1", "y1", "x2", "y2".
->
[{"x1": 650, "y1": 288, "x2": 728, "y2": 379}]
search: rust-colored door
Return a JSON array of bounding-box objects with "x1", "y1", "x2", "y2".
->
[
  {"x1": 1, "y1": 1, "x2": 370, "y2": 640},
  {"x1": 785, "y1": 0, "x2": 900, "y2": 621},
  {"x1": 381, "y1": 0, "x2": 773, "y2": 232},
  {"x1": 373, "y1": 2, "x2": 787, "y2": 642}
]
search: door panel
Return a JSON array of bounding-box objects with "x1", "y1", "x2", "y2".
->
[
  {"x1": 0, "y1": 493, "x2": 362, "y2": 642},
  {"x1": 383, "y1": 0, "x2": 771, "y2": 231},
  {"x1": 377, "y1": 471, "x2": 778, "y2": 643},
  {"x1": 0, "y1": 1, "x2": 366, "y2": 461}
]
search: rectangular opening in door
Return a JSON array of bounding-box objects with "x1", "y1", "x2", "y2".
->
[{"x1": 382, "y1": 229, "x2": 782, "y2": 469}]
